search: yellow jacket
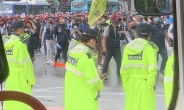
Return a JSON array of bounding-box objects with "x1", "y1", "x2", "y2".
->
[
  {"x1": 4, "y1": 35, "x2": 36, "y2": 110},
  {"x1": 65, "y1": 39, "x2": 104, "y2": 110},
  {"x1": 121, "y1": 38, "x2": 158, "y2": 110}
]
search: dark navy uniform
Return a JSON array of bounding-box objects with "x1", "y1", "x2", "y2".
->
[{"x1": 54, "y1": 23, "x2": 70, "y2": 63}]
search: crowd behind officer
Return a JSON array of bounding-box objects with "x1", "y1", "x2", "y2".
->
[
  {"x1": 0, "y1": 11, "x2": 174, "y2": 109},
  {"x1": 65, "y1": 29, "x2": 104, "y2": 110}
]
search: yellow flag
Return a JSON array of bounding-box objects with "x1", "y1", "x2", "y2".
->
[{"x1": 88, "y1": 0, "x2": 108, "y2": 26}]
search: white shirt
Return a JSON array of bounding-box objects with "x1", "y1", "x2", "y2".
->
[{"x1": 168, "y1": 23, "x2": 173, "y2": 40}]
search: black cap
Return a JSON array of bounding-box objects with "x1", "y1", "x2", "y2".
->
[
  {"x1": 10, "y1": 21, "x2": 29, "y2": 31},
  {"x1": 82, "y1": 28, "x2": 98, "y2": 39},
  {"x1": 136, "y1": 23, "x2": 151, "y2": 37}
]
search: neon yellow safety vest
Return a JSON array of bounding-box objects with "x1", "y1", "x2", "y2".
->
[
  {"x1": 65, "y1": 39, "x2": 104, "y2": 110},
  {"x1": 4, "y1": 35, "x2": 36, "y2": 110},
  {"x1": 120, "y1": 38, "x2": 159, "y2": 110},
  {"x1": 164, "y1": 54, "x2": 174, "y2": 108}
]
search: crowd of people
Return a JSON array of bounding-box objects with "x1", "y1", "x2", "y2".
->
[
  {"x1": 2, "y1": 11, "x2": 174, "y2": 110},
  {"x1": 1, "y1": 11, "x2": 174, "y2": 69}
]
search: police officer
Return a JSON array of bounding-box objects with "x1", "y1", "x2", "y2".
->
[
  {"x1": 54, "y1": 16, "x2": 70, "y2": 63},
  {"x1": 65, "y1": 29, "x2": 104, "y2": 110},
  {"x1": 102, "y1": 15, "x2": 122, "y2": 78},
  {"x1": 164, "y1": 54, "x2": 174, "y2": 108},
  {"x1": 42, "y1": 17, "x2": 55, "y2": 64},
  {"x1": 121, "y1": 23, "x2": 158, "y2": 110},
  {"x1": 4, "y1": 21, "x2": 36, "y2": 110}
]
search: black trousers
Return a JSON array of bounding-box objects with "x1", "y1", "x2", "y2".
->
[
  {"x1": 28, "y1": 47, "x2": 34, "y2": 60},
  {"x1": 55, "y1": 41, "x2": 69, "y2": 63},
  {"x1": 102, "y1": 47, "x2": 121, "y2": 77},
  {"x1": 38, "y1": 38, "x2": 41, "y2": 50}
]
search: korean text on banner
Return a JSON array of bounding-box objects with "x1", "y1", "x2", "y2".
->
[{"x1": 88, "y1": 0, "x2": 108, "y2": 26}]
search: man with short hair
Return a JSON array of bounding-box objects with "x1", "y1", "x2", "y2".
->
[{"x1": 54, "y1": 16, "x2": 70, "y2": 63}]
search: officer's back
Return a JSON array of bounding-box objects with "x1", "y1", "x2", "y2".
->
[{"x1": 120, "y1": 23, "x2": 158, "y2": 110}]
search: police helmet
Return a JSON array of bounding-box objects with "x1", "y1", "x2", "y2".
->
[{"x1": 79, "y1": 28, "x2": 99, "y2": 43}]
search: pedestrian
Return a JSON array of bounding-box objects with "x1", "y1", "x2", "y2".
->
[
  {"x1": 42, "y1": 17, "x2": 55, "y2": 64},
  {"x1": 149, "y1": 16, "x2": 171, "y2": 75},
  {"x1": 102, "y1": 15, "x2": 122, "y2": 79},
  {"x1": 65, "y1": 29, "x2": 104, "y2": 110},
  {"x1": 54, "y1": 16, "x2": 70, "y2": 63},
  {"x1": 25, "y1": 20, "x2": 37, "y2": 62},
  {"x1": 120, "y1": 23, "x2": 158, "y2": 110},
  {"x1": 4, "y1": 21, "x2": 36, "y2": 110}
]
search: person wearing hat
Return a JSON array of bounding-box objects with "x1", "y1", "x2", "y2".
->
[
  {"x1": 65, "y1": 28, "x2": 104, "y2": 110},
  {"x1": 53, "y1": 16, "x2": 70, "y2": 64},
  {"x1": 4, "y1": 20, "x2": 36, "y2": 110},
  {"x1": 25, "y1": 20, "x2": 37, "y2": 62},
  {"x1": 41, "y1": 17, "x2": 56, "y2": 64},
  {"x1": 102, "y1": 15, "x2": 122, "y2": 79},
  {"x1": 120, "y1": 23, "x2": 158, "y2": 110},
  {"x1": 124, "y1": 21, "x2": 137, "y2": 43}
]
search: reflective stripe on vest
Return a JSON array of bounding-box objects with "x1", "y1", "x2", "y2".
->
[
  {"x1": 148, "y1": 64, "x2": 158, "y2": 70},
  {"x1": 7, "y1": 58, "x2": 31, "y2": 65},
  {"x1": 122, "y1": 64, "x2": 158, "y2": 70},
  {"x1": 88, "y1": 77, "x2": 101, "y2": 84},
  {"x1": 121, "y1": 64, "x2": 147, "y2": 70},
  {"x1": 65, "y1": 65, "x2": 84, "y2": 76},
  {"x1": 164, "y1": 77, "x2": 173, "y2": 82}
]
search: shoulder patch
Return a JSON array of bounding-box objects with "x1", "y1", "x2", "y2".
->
[
  {"x1": 86, "y1": 53, "x2": 92, "y2": 59},
  {"x1": 20, "y1": 37, "x2": 28, "y2": 44},
  {"x1": 6, "y1": 47, "x2": 13, "y2": 55},
  {"x1": 67, "y1": 55, "x2": 78, "y2": 66},
  {"x1": 128, "y1": 51, "x2": 143, "y2": 60}
]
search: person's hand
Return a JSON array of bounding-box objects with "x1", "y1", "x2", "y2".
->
[
  {"x1": 54, "y1": 40, "x2": 57, "y2": 44},
  {"x1": 120, "y1": 31, "x2": 126, "y2": 34},
  {"x1": 103, "y1": 47, "x2": 107, "y2": 52},
  {"x1": 168, "y1": 41, "x2": 171, "y2": 47},
  {"x1": 41, "y1": 41, "x2": 44, "y2": 45},
  {"x1": 31, "y1": 29, "x2": 35, "y2": 33}
]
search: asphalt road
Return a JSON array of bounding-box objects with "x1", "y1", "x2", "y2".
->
[{"x1": 31, "y1": 52, "x2": 167, "y2": 110}]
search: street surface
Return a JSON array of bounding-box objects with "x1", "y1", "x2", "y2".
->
[
  {"x1": 1, "y1": 46, "x2": 173, "y2": 110},
  {"x1": 33, "y1": 52, "x2": 167, "y2": 110}
]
